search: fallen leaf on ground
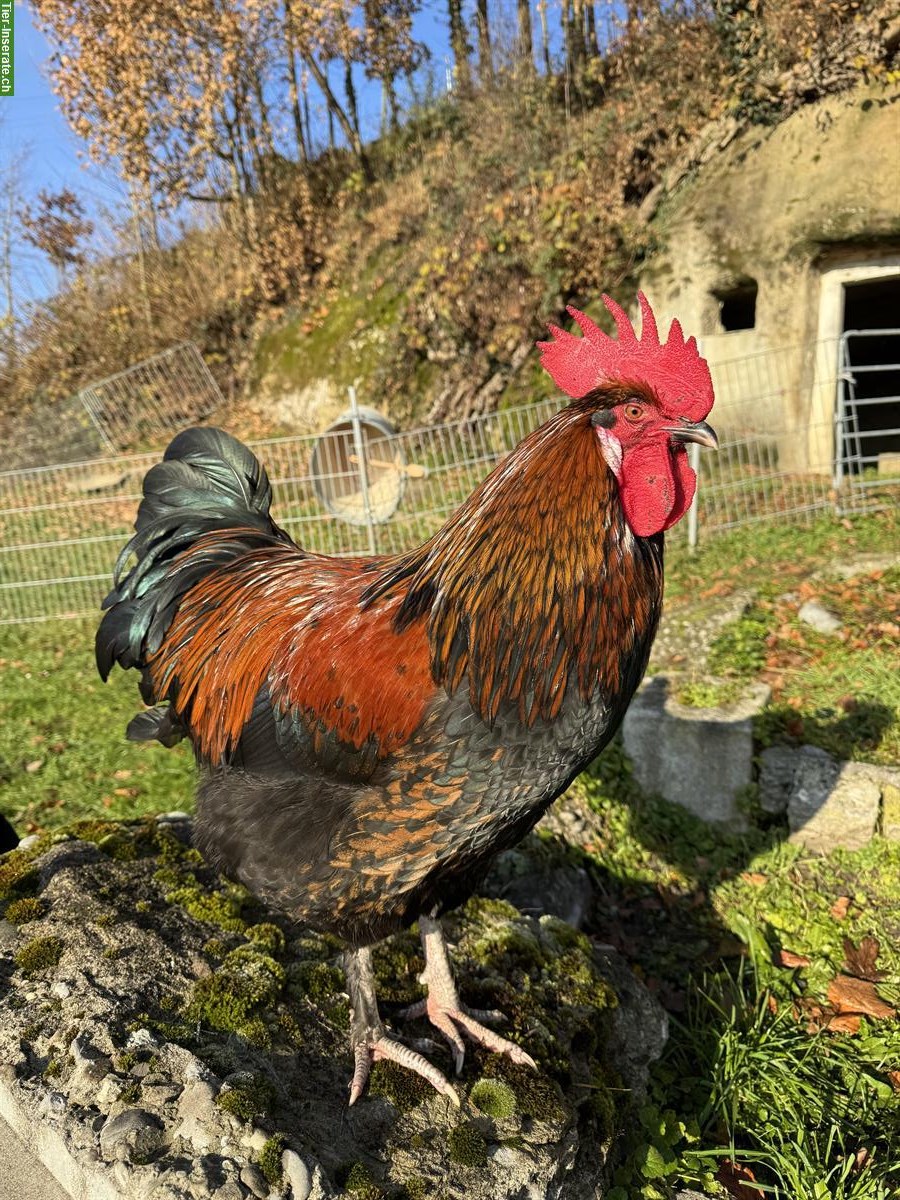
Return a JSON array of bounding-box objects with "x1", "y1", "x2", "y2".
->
[
  {"x1": 887, "y1": 1070, "x2": 900, "y2": 1093},
  {"x1": 741, "y1": 872, "x2": 767, "y2": 886},
  {"x1": 828, "y1": 974, "x2": 895, "y2": 1020},
  {"x1": 773, "y1": 948, "x2": 811, "y2": 969},
  {"x1": 825, "y1": 1013, "x2": 862, "y2": 1034},
  {"x1": 842, "y1": 935, "x2": 885, "y2": 983},
  {"x1": 830, "y1": 896, "x2": 851, "y2": 920},
  {"x1": 716, "y1": 1159, "x2": 764, "y2": 1199}
]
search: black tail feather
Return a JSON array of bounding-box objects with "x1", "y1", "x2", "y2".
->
[{"x1": 96, "y1": 426, "x2": 293, "y2": 687}]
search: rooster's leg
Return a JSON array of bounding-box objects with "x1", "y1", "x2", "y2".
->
[
  {"x1": 343, "y1": 945, "x2": 460, "y2": 1107},
  {"x1": 398, "y1": 915, "x2": 537, "y2": 1075}
]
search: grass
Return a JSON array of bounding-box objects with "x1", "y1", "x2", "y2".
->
[
  {"x1": 580, "y1": 759, "x2": 900, "y2": 1199},
  {"x1": 0, "y1": 618, "x2": 193, "y2": 833},
  {"x1": 1, "y1": 509, "x2": 898, "y2": 1196}
]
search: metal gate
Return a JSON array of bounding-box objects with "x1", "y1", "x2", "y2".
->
[{"x1": 835, "y1": 328, "x2": 900, "y2": 506}]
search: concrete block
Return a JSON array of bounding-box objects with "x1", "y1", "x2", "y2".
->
[
  {"x1": 622, "y1": 675, "x2": 771, "y2": 827},
  {"x1": 882, "y1": 783, "x2": 900, "y2": 842},
  {"x1": 788, "y1": 754, "x2": 880, "y2": 852}
]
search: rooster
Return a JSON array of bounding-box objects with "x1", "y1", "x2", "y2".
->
[{"x1": 97, "y1": 293, "x2": 716, "y2": 1104}]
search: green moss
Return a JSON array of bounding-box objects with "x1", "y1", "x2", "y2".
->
[
  {"x1": 469, "y1": 1078, "x2": 516, "y2": 1119},
  {"x1": 676, "y1": 678, "x2": 745, "y2": 709},
  {"x1": 400, "y1": 1178, "x2": 427, "y2": 1200},
  {"x1": 165, "y1": 875, "x2": 250, "y2": 933},
  {"x1": 15, "y1": 935, "x2": 63, "y2": 977},
  {"x1": 246, "y1": 922, "x2": 285, "y2": 956},
  {"x1": 119, "y1": 1081, "x2": 141, "y2": 1104},
  {"x1": 0, "y1": 853, "x2": 39, "y2": 902},
  {"x1": 447, "y1": 1122, "x2": 488, "y2": 1168},
  {"x1": 4, "y1": 897, "x2": 45, "y2": 924},
  {"x1": 483, "y1": 1059, "x2": 566, "y2": 1123},
  {"x1": 183, "y1": 946, "x2": 285, "y2": 1045},
  {"x1": 369, "y1": 1059, "x2": 434, "y2": 1113},
  {"x1": 114, "y1": 1051, "x2": 137, "y2": 1073},
  {"x1": 257, "y1": 1133, "x2": 286, "y2": 1186},
  {"x1": 44, "y1": 1057, "x2": 62, "y2": 1078},
  {"x1": 344, "y1": 1162, "x2": 386, "y2": 1198},
  {"x1": 215, "y1": 1074, "x2": 275, "y2": 1121},
  {"x1": 287, "y1": 958, "x2": 348, "y2": 1026},
  {"x1": 203, "y1": 936, "x2": 231, "y2": 960},
  {"x1": 134, "y1": 899, "x2": 151, "y2": 913}
]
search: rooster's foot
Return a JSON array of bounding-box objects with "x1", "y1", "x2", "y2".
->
[
  {"x1": 399, "y1": 914, "x2": 537, "y2": 1076},
  {"x1": 344, "y1": 945, "x2": 460, "y2": 1107}
]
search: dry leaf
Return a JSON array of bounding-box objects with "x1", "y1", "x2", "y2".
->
[
  {"x1": 773, "y1": 948, "x2": 811, "y2": 969},
  {"x1": 825, "y1": 1013, "x2": 862, "y2": 1034},
  {"x1": 827, "y1": 974, "x2": 895, "y2": 1020},
  {"x1": 830, "y1": 896, "x2": 851, "y2": 920},
  {"x1": 24, "y1": 760, "x2": 43, "y2": 774},
  {"x1": 767, "y1": 993, "x2": 779, "y2": 1015},
  {"x1": 887, "y1": 1070, "x2": 900, "y2": 1093},
  {"x1": 842, "y1": 935, "x2": 885, "y2": 983},
  {"x1": 741, "y1": 872, "x2": 768, "y2": 886},
  {"x1": 716, "y1": 1159, "x2": 764, "y2": 1199}
]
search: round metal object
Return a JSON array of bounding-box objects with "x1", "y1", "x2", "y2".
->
[{"x1": 310, "y1": 407, "x2": 408, "y2": 526}]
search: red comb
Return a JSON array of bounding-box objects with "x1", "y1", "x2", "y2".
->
[{"x1": 537, "y1": 292, "x2": 714, "y2": 421}]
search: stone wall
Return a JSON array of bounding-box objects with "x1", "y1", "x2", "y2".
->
[{"x1": 640, "y1": 82, "x2": 900, "y2": 473}]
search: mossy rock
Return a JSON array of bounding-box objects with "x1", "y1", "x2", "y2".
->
[{"x1": 0, "y1": 816, "x2": 665, "y2": 1198}]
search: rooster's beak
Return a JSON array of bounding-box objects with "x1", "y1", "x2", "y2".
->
[{"x1": 667, "y1": 419, "x2": 718, "y2": 450}]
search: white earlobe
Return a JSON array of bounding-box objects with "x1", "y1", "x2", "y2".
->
[{"x1": 595, "y1": 427, "x2": 623, "y2": 479}]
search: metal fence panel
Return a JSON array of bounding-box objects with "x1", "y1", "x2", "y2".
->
[{"x1": 4, "y1": 343, "x2": 223, "y2": 470}]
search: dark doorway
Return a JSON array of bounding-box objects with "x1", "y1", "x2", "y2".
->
[
  {"x1": 839, "y1": 275, "x2": 900, "y2": 475},
  {"x1": 714, "y1": 279, "x2": 758, "y2": 331}
]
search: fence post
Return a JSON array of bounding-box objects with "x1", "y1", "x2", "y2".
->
[
  {"x1": 687, "y1": 441, "x2": 701, "y2": 553},
  {"x1": 349, "y1": 385, "x2": 377, "y2": 555}
]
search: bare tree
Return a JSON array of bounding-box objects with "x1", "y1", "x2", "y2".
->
[
  {"x1": 517, "y1": 0, "x2": 534, "y2": 70},
  {"x1": 475, "y1": 0, "x2": 493, "y2": 82},
  {"x1": 447, "y1": 0, "x2": 472, "y2": 90}
]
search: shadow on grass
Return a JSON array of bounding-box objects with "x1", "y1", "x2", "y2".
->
[
  {"x1": 756, "y1": 698, "x2": 896, "y2": 765},
  {"x1": 522, "y1": 732, "x2": 900, "y2": 1198}
]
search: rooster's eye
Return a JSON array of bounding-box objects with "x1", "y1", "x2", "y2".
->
[{"x1": 623, "y1": 402, "x2": 644, "y2": 422}]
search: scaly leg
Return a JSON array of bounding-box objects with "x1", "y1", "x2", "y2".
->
[
  {"x1": 344, "y1": 945, "x2": 460, "y2": 1107},
  {"x1": 398, "y1": 915, "x2": 537, "y2": 1075}
]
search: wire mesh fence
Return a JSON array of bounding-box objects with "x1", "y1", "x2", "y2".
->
[
  {"x1": 1, "y1": 336, "x2": 896, "y2": 625},
  {"x1": 4, "y1": 343, "x2": 224, "y2": 470}
]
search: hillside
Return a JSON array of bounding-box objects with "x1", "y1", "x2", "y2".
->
[{"x1": 5, "y1": 2, "x2": 898, "y2": 452}]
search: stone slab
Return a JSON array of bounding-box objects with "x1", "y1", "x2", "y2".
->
[
  {"x1": 622, "y1": 675, "x2": 770, "y2": 827},
  {"x1": 788, "y1": 755, "x2": 881, "y2": 852}
]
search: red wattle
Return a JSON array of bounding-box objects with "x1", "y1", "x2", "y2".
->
[{"x1": 618, "y1": 443, "x2": 696, "y2": 537}]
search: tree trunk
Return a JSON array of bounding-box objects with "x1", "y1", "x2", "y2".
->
[
  {"x1": 283, "y1": 17, "x2": 308, "y2": 163},
  {"x1": 537, "y1": 0, "x2": 551, "y2": 75},
  {"x1": 302, "y1": 67, "x2": 313, "y2": 160},
  {"x1": 476, "y1": 0, "x2": 493, "y2": 82},
  {"x1": 585, "y1": 3, "x2": 599, "y2": 57},
  {"x1": 344, "y1": 55, "x2": 361, "y2": 142},
  {"x1": 303, "y1": 53, "x2": 373, "y2": 180},
  {"x1": 517, "y1": 0, "x2": 534, "y2": 69},
  {"x1": 447, "y1": 0, "x2": 472, "y2": 91}
]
